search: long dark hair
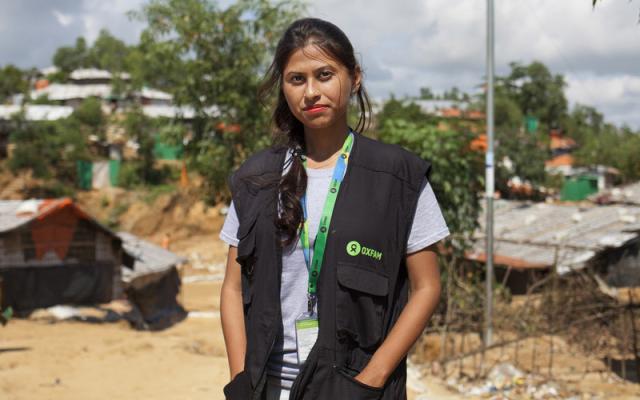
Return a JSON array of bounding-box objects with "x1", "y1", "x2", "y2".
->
[{"x1": 259, "y1": 18, "x2": 372, "y2": 246}]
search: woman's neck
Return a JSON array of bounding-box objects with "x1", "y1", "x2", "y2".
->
[{"x1": 303, "y1": 121, "x2": 349, "y2": 165}]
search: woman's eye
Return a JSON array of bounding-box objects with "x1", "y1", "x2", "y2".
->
[
  {"x1": 290, "y1": 75, "x2": 304, "y2": 84},
  {"x1": 319, "y1": 71, "x2": 333, "y2": 80}
]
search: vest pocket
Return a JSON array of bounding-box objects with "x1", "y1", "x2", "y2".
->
[
  {"x1": 222, "y1": 370, "x2": 253, "y2": 399},
  {"x1": 336, "y1": 366, "x2": 384, "y2": 398},
  {"x1": 336, "y1": 262, "x2": 389, "y2": 348}
]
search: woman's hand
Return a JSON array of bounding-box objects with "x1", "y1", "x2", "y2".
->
[
  {"x1": 354, "y1": 367, "x2": 387, "y2": 389},
  {"x1": 353, "y1": 244, "x2": 442, "y2": 388}
]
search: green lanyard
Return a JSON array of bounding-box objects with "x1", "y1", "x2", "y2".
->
[{"x1": 300, "y1": 132, "x2": 354, "y2": 313}]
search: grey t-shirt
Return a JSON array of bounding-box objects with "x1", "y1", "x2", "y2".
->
[{"x1": 219, "y1": 158, "x2": 449, "y2": 389}]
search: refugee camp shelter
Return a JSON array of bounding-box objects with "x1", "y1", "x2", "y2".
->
[
  {"x1": 468, "y1": 199, "x2": 640, "y2": 294},
  {"x1": 0, "y1": 198, "x2": 133, "y2": 311},
  {"x1": 118, "y1": 232, "x2": 187, "y2": 330}
]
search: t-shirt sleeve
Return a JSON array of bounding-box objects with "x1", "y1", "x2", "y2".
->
[
  {"x1": 406, "y1": 179, "x2": 450, "y2": 254},
  {"x1": 219, "y1": 201, "x2": 240, "y2": 247}
]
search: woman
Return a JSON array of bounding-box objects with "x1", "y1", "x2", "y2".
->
[{"x1": 220, "y1": 17, "x2": 448, "y2": 400}]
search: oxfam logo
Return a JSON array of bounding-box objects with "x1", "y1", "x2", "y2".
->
[{"x1": 346, "y1": 241, "x2": 361, "y2": 256}]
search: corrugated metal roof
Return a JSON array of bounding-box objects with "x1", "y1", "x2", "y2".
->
[
  {"x1": 141, "y1": 104, "x2": 220, "y2": 119},
  {"x1": 412, "y1": 99, "x2": 464, "y2": 114},
  {"x1": 137, "y1": 87, "x2": 172, "y2": 101},
  {"x1": 0, "y1": 198, "x2": 118, "y2": 240},
  {"x1": 471, "y1": 199, "x2": 640, "y2": 273},
  {"x1": 0, "y1": 105, "x2": 74, "y2": 121},
  {"x1": 118, "y1": 231, "x2": 187, "y2": 282},
  {"x1": 69, "y1": 68, "x2": 130, "y2": 81},
  {"x1": 0, "y1": 199, "x2": 44, "y2": 233},
  {"x1": 31, "y1": 83, "x2": 112, "y2": 101},
  {"x1": 596, "y1": 181, "x2": 640, "y2": 205}
]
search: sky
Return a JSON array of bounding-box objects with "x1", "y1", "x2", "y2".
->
[{"x1": 1, "y1": 0, "x2": 639, "y2": 129}]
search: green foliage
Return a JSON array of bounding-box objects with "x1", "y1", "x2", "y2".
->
[
  {"x1": 129, "y1": 0, "x2": 303, "y2": 201},
  {"x1": 378, "y1": 119, "x2": 483, "y2": 250},
  {"x1": 9, "y1": 115, "x2": 91, "y2": 183},
  {"x1": 0, "y1": 64, "x2": 28, "y2": 102},
  {"x1": 71, "y1": 97, "x2": 105, "y2": 131},
  {"x1": 87, "y1": 29, "x2": 131, "y2": 72},
  {"x1": 118, "y1": 161, "x2": 145, "y2": 188},
  {"x1": 377, "y1": 97, "x2": 433, "y2": 127},
  {"x1": 573, "y1": 124, "x2": 640, "y2": 183},
  {"x1": 53, "y1": 37, "x2": 90, "y2": 75},
  {"x1": 121, "y1": 106, "x2": 161, "y2": 185},
  {"x1": 490, "y1": 93, "x2": 549, "y2": 197},
  {"x1": 499, "y1": 61, "x2": 567, "y2": 128},
  {"x1": 495, "y1": 128, "x2": 549, "y2": 198},
  {"x1": 31, "y1": 94, "x2": 57, "y2": 105},
  {"x1": 419, "y1": 87, "x2": 435, "y2": 100}
]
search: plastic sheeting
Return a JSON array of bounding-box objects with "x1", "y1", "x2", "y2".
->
[{"x1": 0, "y1": 263, "x2": 114, "y2": 311}]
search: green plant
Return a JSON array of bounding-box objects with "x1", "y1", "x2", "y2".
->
[{"x1": 378, "y1": 119, "x2": 483, "y2": 252}]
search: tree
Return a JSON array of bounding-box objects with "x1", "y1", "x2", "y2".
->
[
  {"x1": 53, "y1": 37, "x2": 90, "y2": 74},
  {"x1": 0, "y1": 65, "x2": 28, "y2": 102},
  {"x1": 420, "y1": 87, "x2": 435, "y2": 100},
  {"x1": 129, "y1": 0, "x2": 303, "y2": 201},
  {"x1": 500, "y1": 61, "x2": 567, "y2": 128},
  {"x1": 121, "y1": 105, "x2": 159, "y2": 185},
  {"x1": 87, "y1": 29, "x2": 132, "y2": 72},
  {"x1": 377, "y1": 118, "x2": 483, "y2": 248},
  {"x1": 71, "y1": 97, "x2": 106, "y2": 139},
  {"x1": 376, "y1": 97, "x2": 432, "y2": 128},
  {"x1": 569, "y1": 104, "x2": 640, "y2": 183},
  {"x1": 9, "y1": 115, "x2": 91, "y2": 183}
]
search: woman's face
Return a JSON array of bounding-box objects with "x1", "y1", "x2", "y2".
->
[{"x1": 281, "y1": 44, "x2": 359, "y2": 131}]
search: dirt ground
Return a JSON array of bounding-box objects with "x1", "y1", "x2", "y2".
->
[{"x1": 0, "y1": 272, "x2": 459, "y2": 400}]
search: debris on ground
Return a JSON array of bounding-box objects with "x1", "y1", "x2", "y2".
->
[{"x1": 442, "y1": 362, "x2": 581, "y2": 399}]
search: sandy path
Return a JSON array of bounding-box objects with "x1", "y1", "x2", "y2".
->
[
  {"x1": 1, "y1": 315, "x2": 228, "y2": 400},
  {"x1": 0, "y1": 280, "x2": 460, "y2": 400}
]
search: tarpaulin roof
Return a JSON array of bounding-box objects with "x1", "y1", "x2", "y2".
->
[
  {"x1": 0, "y1": 105, "x2": 74, "y2": 121},
  {"x1": 69, "y1": 68, "x2": 131, "y2": 81},
  {"x1": 117, "y1": 232, "x2": 187, "y2": 283},
  {"x1": 31, "y1": 83, "x2": 112, "y2": 101},
  {"x1": 469, "y1": 199, "x2": 640, "y2": 274},
  {"x1": 141, "y1": 104, "x2": 220, "y2": 119}
]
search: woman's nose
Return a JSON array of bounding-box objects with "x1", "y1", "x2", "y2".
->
[{"x1": 304, "y1": 80, "x2": 320, "y2": 99}]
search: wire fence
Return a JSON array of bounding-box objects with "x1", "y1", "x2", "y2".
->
[{"x1": 412, "y1": 255, "x2": 640, "y2": 391}]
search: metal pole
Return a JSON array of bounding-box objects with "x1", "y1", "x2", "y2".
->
[{"x1": 485, "y1": 0, "x2": 495, "y2": 347}]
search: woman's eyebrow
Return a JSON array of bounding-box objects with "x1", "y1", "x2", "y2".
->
[{"x1": 284, "y1": 65, "x2": 336, "y2": 77}]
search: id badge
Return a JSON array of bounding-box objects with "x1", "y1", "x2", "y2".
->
[{"x1": 295, "y1": 311, "x2": 319, "y2": 364}]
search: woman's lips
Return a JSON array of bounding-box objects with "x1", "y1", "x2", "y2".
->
[{"x1": 304, "y1": 105, "x2": 329, "y2": 114}]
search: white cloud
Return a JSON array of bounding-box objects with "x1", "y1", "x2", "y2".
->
[
  {"x1": 80, "y1": 0, "x2": 145, "y2": 43},
  {"x1": 308, "y1": 0, "x2": 640, "y2": 128},
  {"x1": 566, "y1": 74, "x2": 640, "y2": 128},
  {"x1": 52, "y1": 10, "x2": 74, "y2": 27},
  {"x1": 3, "y1": 0, "x2": 640, "y2": 128}
]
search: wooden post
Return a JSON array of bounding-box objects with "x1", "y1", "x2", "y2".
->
[{"x1": 621, "y1": 313, "x2": 628, "y2": 381}]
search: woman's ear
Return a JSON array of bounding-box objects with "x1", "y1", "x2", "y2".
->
[{"x1": 352, "y1": 65, "x2": 362, "y2": 94}]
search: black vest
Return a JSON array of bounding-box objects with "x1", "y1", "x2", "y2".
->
[{"x1": 223, "y1": 132, "x2": 431, "y2": 400}]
